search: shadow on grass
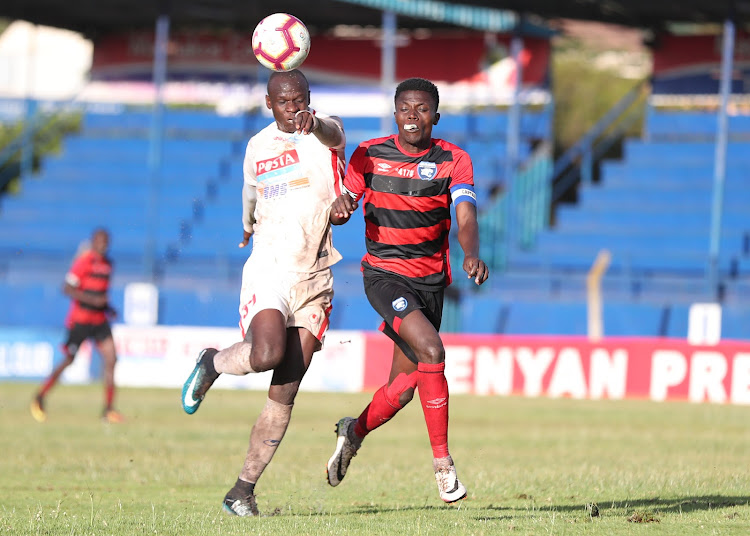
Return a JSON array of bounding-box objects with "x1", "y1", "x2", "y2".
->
[
  {"x1": 334, "y1": 495, "x2": 749, "y2": 519},
  {"x1": 527, "y1": 495, "x2": 750, "y2": 514},
  {"x1": 348, "y1": 503, "x2": 513, "y2": 521}
]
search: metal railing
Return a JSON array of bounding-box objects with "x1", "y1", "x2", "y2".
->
[{"x1": 550, "y1": 79, "x2": 649, "y2": 203}]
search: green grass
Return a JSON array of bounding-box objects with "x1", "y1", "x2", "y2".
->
[{"x1": 1, "y1": 383, "x2": 748, "y2": 535}]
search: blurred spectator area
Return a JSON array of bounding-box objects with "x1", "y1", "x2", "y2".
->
[
  {"x1": 0, "y1": 103, "x2": 552, "y2": 330},
  {"x1": 1, "y1": 103, "x2": 748, "y2": 340}
]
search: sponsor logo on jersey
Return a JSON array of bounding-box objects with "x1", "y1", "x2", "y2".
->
[
  {"x1": 256, "y1": 149, "x2": 300, "y2": 176},
  {"x1": 417, "y1": 161, "x2": 437, "y2": 180},
  {"x1": 258, "y1": 183, "x2": 288, "y2": 200},
  {"x1": 288, "y1": 177, "x2": 310, "y2": 190},
  {"x1": 377, "y1": 162, "x2": 392, "y2": 173},
  {"x1": 392, "y1": 297, "x2": 408, "y2": 311}
]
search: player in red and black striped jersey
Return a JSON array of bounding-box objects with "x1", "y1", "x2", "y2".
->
[
  {"x1": 30, "y1": 228, "x2": 123, "y2": 424},
  {"x1": 326, "y1": 78, "x2": 489, "y2": 503}
]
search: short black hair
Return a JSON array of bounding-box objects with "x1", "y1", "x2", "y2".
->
[{"x1": 394, "y1": 77, "x2": 439, "y2": 111}]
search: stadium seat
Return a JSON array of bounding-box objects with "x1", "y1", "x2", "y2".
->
[{"x1": 460, "y1": 294, "x2": 507, "y2": 334}]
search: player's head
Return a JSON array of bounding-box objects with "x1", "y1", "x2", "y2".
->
[
  {"x1": 395, "y1": 77, "x2": 439, "y2": 111},
  {"x1": 91, "y1": 228, "x2": 110, "y2": 255},
  {"x1": 393, "y1": 77, "x2": 440, "y2": 153},
  {"x1": 266, "y1": 70, "x2": 311, "y2": 133}
]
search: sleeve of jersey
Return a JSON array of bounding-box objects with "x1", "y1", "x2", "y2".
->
[
  {"x1": 342, "y1": 145, "x2": 367, "y2": 201},
  {"x1": 449, "y1": 150, "x2": 477, "y2": 207}
]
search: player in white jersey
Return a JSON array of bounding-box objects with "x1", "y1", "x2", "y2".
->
[{"x1": 181, "y1": 70, "x2": 346, "y2": 517}]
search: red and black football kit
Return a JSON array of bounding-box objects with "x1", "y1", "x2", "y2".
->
[
  {"x1": 63, "y1": 249, "x2": 113, "y2": 355},
  {"x1": 343, "y1": 135, "x2": 476, "y2": 362}
]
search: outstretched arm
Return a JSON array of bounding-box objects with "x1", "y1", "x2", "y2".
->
[
  {"x1": 295, "y1": 111, "x2": 344, "y2": 148},
  {"x1": 455, "y1": 201, "x2": 489, "y2": 285}
]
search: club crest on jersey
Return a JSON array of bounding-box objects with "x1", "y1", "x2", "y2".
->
[
  {"x1": 392, "y1": 297, "x2": 408, "y2": 312},
  {"x1": 417, "y1": 161, "x2": 437, "y2": 181}
]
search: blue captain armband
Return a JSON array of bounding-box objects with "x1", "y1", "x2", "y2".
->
[{"x1": 450, "y1": 184, "x2": 477, "y2": 206}]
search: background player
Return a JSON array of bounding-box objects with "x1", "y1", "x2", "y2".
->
[
  {"x1": 30, "y1": 228, "x2": 123, "y2": 424},
  {"x1": 181, "y1": 69, "x2": 346, "y2": 517},
  {"x1": 326, "y1": 77, "x2": 489, "y2": 503}
]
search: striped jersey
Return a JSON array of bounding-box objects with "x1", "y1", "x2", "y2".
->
[
  {"x1": 243, "y1": 114, "x2": 346, "y2": 272},
  {"x1": 343, "y1": 134, "x2": 475, "y2": 288},
  {"x1": 64, "y1": 249, "x2": 112, "y2": 327}
]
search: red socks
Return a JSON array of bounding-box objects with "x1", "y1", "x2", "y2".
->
[
  {"x1": 354, "y1": 371, "x2": 417, "y2": 438},
  {"x1": 353, "y1": 362, "x2": 451, "y2": 460},
  {"x1": 105, "y1": 384, "x2": 115, "y2": 410},
  {"x1": 39, "y1": 377, "x2": 56, "y2": 397},
  {"x1": 417, "y1": 361, "x2": 450, "y2": 459}
]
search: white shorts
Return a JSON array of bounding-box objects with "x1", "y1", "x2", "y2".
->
[{"x1": 238, "y1": 256, "x2": 334, "y2": 345}]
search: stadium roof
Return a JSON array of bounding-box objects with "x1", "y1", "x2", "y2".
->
[{"x1": 1, "y1": 0, "x2": 748, "y2": 38}]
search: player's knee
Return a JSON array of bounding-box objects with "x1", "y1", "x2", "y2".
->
[
  {"x1": 416, "y1": 342, "x2": 444, "y2": 364},
  {"x1": 249, "y1": 345, "x2": 284, "y2": 372}
]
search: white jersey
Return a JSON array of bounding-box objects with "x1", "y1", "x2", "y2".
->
[{"x1": 242, "y1": 114, "x2": 346, "y2": 272}]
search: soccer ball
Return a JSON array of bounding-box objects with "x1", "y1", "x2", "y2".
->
[{"x1": 252, "y1": 13, "x2": 311, "y2": 72}]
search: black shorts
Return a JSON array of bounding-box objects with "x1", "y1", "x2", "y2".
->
[
  {"x1": 363, "y1": 267, "x2": 444, "y2": 364},
  {"x1": 64, "y1": 322, "x2": 113, "y2": 357}
]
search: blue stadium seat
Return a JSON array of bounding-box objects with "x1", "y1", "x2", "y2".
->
[
  {"x1": 602, "y1": 302, "x2": 666, "y2": 336},
  {"x1": 460, "y1": 295, "x2": 507, "y2": 334},
  {"x1": 0, "y1": 282, "x2": 73, "y2": 327},
  {"x1": 158, "y1": 287, "x2": 239, "y2": 327},
  {"x1": 329, "y1": 294, "x2": 381, "y2": 331},
  {"x1": 505, "y1": 301, "x2": 588, "y2": 335},
  {"x1": 646, "y1": 111, "x2": 750, "y2": 140}
]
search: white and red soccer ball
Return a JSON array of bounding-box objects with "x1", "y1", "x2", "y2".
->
[{"x1": 252, "y1": 13, "x2": 311, "y2": 72}]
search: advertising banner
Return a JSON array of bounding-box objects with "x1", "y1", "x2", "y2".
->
[
  {"x1": 652, "y1": 32, "x2": 750, "y2": 94},
  {"x1": 4, "y1": 326, "x2": 748, "y2": 405},
  {"x1": 90, "y1": 30, "x2": 550, "y2": 87},
  {"x1": 111, "y1": 325, "x2": 365, "y2": 393}
]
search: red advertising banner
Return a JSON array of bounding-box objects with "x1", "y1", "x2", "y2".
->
[
  {"x1": 302, "y1": 33, "x2": 549, "y2": 85},
  {"x1": 653, "y1": 32, "x2": 750, "y2": 73},
  {"x1": 3, "y1": 325, "x2": 748, "y2": 405},
  {"x1": 652, "y1": 32, "x2": 750, "y2": 94},
  {"x1": 363, "y1": 333, "x2": 750, "y2": 405},
  {"x1": 91, "y1": 30, "x2": 550, "y2": 85}
]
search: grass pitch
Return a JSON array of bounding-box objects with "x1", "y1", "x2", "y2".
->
[{"x1": 0, "y1": 382, "x2": 748, "y2": 535}]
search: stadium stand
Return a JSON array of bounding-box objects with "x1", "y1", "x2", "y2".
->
[
  {"x1": 3, "y1": 103, "x2": 745, "y2": 340},
  {"x1": 0, "y1": 105, "x2": 549, "y2": 332},
  {"x1": 497, "y1": 108, "x2": 750, "y2": 339}
]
